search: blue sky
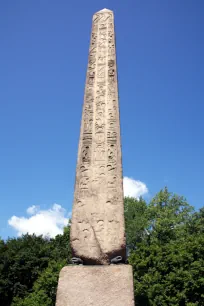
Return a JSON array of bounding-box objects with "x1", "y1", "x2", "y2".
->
[{"x1": 0, "y1": 0, "x2": 203, "y2": 239}]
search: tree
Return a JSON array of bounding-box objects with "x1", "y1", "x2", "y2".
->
[
  {"x1": 0, "y1": 225, "x2": 71, "y2": 306},
  {"x1": 11, "y1": 290, "x2": 52, "y2": 306},
  {"x1": 124, "y1": 197, "x2": 148, "y2": 251},
  {"x1": 126, "y1": 188, "x2": 204, "y2": 305},
  {"x1": 0, "y1": 234, "x2": 52, "y2": 306},
  {"x1": 12, "y1": 260, "x2": 66, "y2": 306}
]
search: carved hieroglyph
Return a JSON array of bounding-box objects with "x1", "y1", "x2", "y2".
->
[{"x1": 70, "y1": 8, "x2": 126, "y2": 264}]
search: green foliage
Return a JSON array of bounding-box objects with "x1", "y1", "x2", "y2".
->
[
  {"x1": 12, "y1": 260, "x2": 66, "y2": 306},
  {"x1": 33, "y1": 260, "x2": 66, "y2": 304},
  {"x1": 49, "y1": 225, "x2": 71, "y2": 262},
  {"x1": 0, "y1": 234, "x2": 52, "y2": 305},
  {"x1": 125, "y1": 188, "x2": 204, "y2": 305},
  {"x1": 12, "y1": 290, "x2": 52, "y2": 306},
  {"x1": 124, "y1": 197, "x2": 148, "y2": 250},
  {"x1": 0, "y1": 225, "x2": 71, "y2": 306}
]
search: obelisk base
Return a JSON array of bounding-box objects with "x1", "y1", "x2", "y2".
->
[{"x1": 56, "y1": 265, "x2": 135, "y2": 306}]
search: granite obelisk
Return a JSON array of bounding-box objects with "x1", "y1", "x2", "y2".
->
[
  {"x1": 56, "y1": 9, "x2": 135, "y2": 306},
  {"x1": 70, "y1": 8, "x2": 126, "y2": 265}
]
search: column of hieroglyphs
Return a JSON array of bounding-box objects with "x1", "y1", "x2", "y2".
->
[{"x1": 70, "y1": 8, "x2": 126, "y2": 265}]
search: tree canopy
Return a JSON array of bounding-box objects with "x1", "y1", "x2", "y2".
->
[{"x1": 127, "y1": 189, "x2": 204, "y2": 305}]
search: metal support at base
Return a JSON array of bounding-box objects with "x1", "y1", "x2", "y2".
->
[
  {"x1": 71, "y1": 257, "x2": 83, "y2": 265},
  {"x1": 110, "y1": 256, "x2": 123, "y2": 264}
]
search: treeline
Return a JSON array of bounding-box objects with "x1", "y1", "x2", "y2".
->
[{"x1": 0, "y1": 188, "x2": 203, "y2": 305}]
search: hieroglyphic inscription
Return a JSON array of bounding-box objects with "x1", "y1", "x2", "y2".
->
[
  {"x1": 73, "y1": 19, "x2": 97, "y2": 216},
  {"x1": 71, "y1": 9, "x2": 126, "y2": 264}
]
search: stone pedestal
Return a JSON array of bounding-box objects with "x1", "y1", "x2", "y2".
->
[{"x1": 56, "y1": 265, "x2": 135, "y2": 306}]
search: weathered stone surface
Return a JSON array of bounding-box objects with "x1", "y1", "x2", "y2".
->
[
  {"x1": 70, "y1": 8, "x2": 126, "y2": 265},
  {"x1": 56, "y1": 265, "x2": 135, "y2": 306}
]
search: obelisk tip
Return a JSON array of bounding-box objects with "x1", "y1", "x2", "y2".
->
[{"x1": 96, "y1": 8, "x2": 113, "y2": 13}]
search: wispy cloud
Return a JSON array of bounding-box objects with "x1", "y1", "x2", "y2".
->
[
  {"x1": 26, "y1": 205, "x2": 40, "y2": 215},
  {"x1": 8, "y1": 204, "x2": 70, "y2": 238},
  {"x1": 123, "y1": 177, "x2": 148, "y2": 199}
]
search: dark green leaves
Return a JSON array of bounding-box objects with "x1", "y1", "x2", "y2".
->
[
  {"x1": 125, "y1": 188, "x2": 204, "y2": 305},
  {"x1": 0, "y1": 226, "x2": 71, "y2": 306}
]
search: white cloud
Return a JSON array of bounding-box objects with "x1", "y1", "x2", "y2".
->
[
  {"x1": 123, "y1": 177, "x2": 148, "y2": 199},
  {"x1": 8, "y1": 204, "x2": 70, "y2": 238},
  {"x1": 26, "y1": 205, "x2": 40, "y2": 215}
]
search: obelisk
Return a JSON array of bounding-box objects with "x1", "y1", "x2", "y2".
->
[
  {"x1": 56, "y1": 9, "x2": 135, "y2": 306},
  {"x1": 70, "y1": 8, "x2": 126, "y2": 265}
]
